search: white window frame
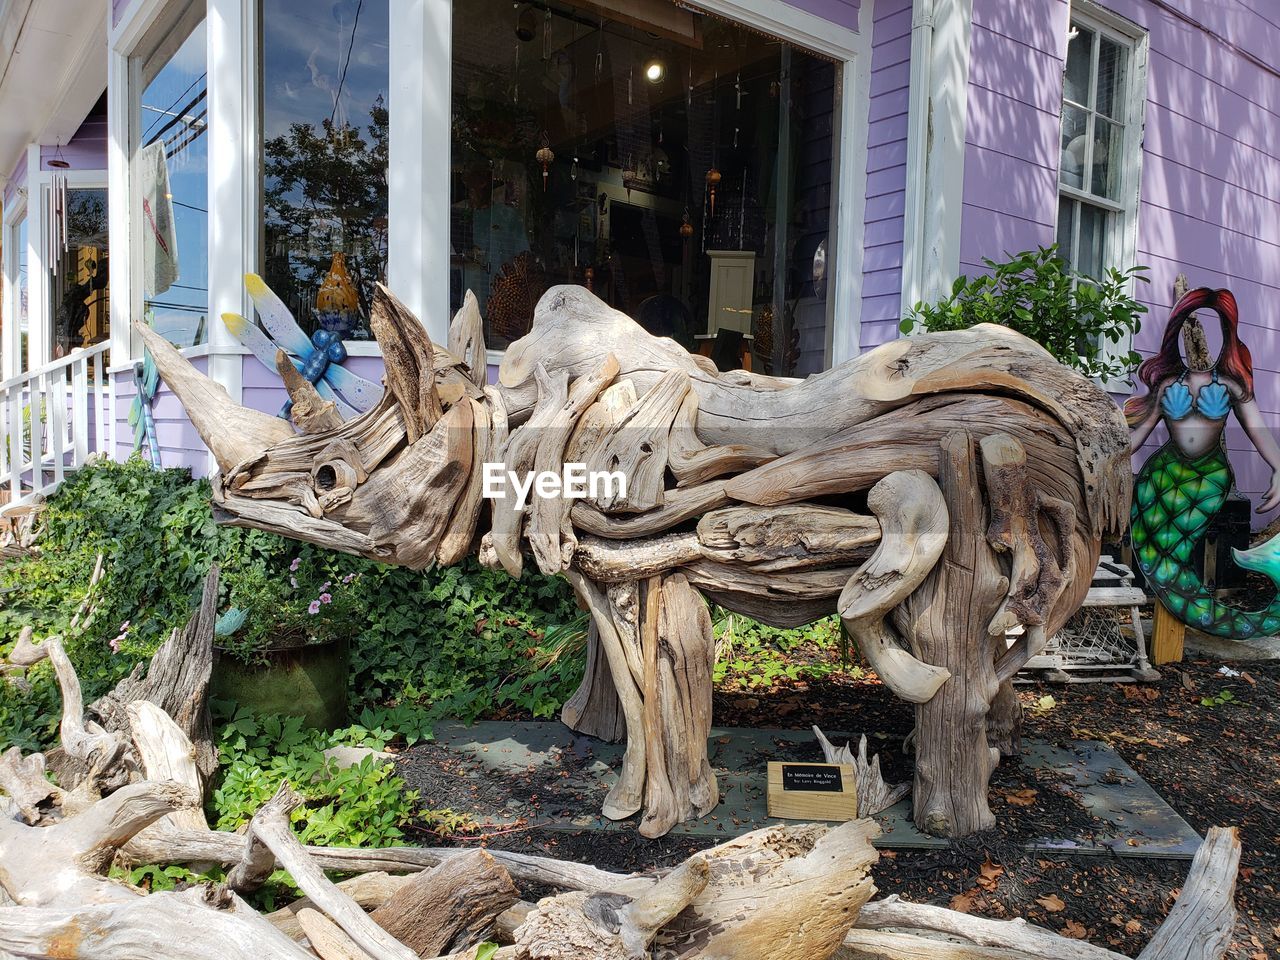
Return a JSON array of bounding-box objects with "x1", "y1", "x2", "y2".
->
[
  {"x1": 1058, "y1": 1, "x2": 1148, "y2": 391},
  {"x1": 398, "y1": 0, "x2": 872, "y2": 367},
  {"x1": 2, "y1": 192, "x2": 29, "y2": 380}
]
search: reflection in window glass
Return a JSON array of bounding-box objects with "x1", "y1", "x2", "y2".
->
[
  {"x1": 451, "y1": 0, "x2": 835, "y2": 376},
  {"x1": 17, "y1": 217, "x2": 28, "y2": 373},
  {"x1": 135, "y1": 15, "x2": 209, "y2": 347},
  {"x1": 262, "y1": 0, "x2": 389, "y2": 340},
  {"x1": 51, "y1": 187, "x2": 110, "y2": 360}
]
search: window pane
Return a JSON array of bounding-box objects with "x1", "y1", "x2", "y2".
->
[
  {"x1": 451, "y1": 0, "x2": 836, "y2": 377},
  {"x1": 17, "y1": 217, "x2": 28, "y2": 373},
  {"x1": 1059, "y1": 102, "x2": 1088, "y2": 189},
  {"x1": 1056, "y1": 195, "x2": 1076, "y2": 262},
  {"x1": 1064, "y1": 24, "x2": 1093, "y2": 107},
  {"x1": 135, "y1": 15, "x2": 208, "y2": 348},
  {"x1": 1077, "y1": 202, "x2": 1108, "y2": 279},
  {"x1": 1091, "y1": 116, "x2": 1123, "y2": 201},
  {"x1": 1096, "y1": 36, "x2": 1127, "y2": 120},
  {"x1": 262, "y1": 0, "x2": 390, "y2": 341},
  {"x1": 50, "y1": 188, "x2": 110, "y2": 360}
]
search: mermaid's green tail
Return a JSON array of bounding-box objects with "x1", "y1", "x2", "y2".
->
[{"x1": 1131, "y1": 443, "x2": 1280, "y2": 638}]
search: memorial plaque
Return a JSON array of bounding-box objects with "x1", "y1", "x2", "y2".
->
[{"x1": 766, "y1": 761, "x2": 857, "y2": 821}]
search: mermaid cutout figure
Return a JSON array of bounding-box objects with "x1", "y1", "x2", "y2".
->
[{"x1": 1127, "y1": 287, "x2": 1280, "y2": 639}]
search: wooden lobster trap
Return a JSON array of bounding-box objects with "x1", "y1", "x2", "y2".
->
[{"x1": 1018, "y1": 556, "x2": 1160, "y2": 683}]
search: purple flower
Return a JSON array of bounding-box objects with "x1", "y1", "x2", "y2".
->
[
  {"x1": 319, "y1": 593, "x2": 333, "y2": 605},
  {"x1": 119, "y1": 620, "x2": 131, "y2": 632},
  {"x1": 341, "y1": 573, "x2": 357, "y2": 584},
  {"x1": 109, "y1": 635, "x2": 122, "y2": 653},
  {"x1": 322, "y1": 581, "x2": 331, "y2": 591},
  {"x1": 289, "y1": 557, "x2": 301, "y2": 572},
  {"x1": 290, "y1": 576, "x2": 298, "y2": 589},
  {"x1": 308, "y1": 600, "x2": 322, "y2": 615}
]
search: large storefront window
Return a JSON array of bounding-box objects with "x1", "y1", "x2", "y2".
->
[
  {"x1": 132, "y1": 6, "x2": 209, "y2": 347},
  {"x1": 50, "y1": 187, "x2": 109, "y2": 360},
  {"x1": 261, "y1": 0, "x2": 390, "y2": 340},
  {"x1": 451, "y1": 0, "x2": 835, "y2": 375}
]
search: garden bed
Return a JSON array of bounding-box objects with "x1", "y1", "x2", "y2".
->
[{"x1": 405, "y1": 656, "x2": 1278, "y2": 960}]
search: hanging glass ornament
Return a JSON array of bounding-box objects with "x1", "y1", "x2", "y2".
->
[
  {"x1": 536, "y1": 133, "x2": 555, "y2": 191},
  {"x1": 571, "y1": 156, "x2": 578, "y2": 181},
  {"x1": 584, "y1": 265, "x2": 595, "y2": 292},
  {"x1": 679, "y1": 208, "x2": 694, "y2": 253},
  {"x1": 706, "y1": 167, "x2": 722, "y2": 217},
  {"x1": 623, "y1": 154, "x2": 637, "y2": 200}
]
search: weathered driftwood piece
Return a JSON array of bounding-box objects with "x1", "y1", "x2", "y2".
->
[
  {"x1": 449, "y1": 290, "x2": 488, "y2": 389},
  {"x1": 653, "y1": 818, "x2": 880, "y2": 959},
  {"x1": 560, "y1": 621, "x2": 625, "y2": 742},
  {"x1": 667, "y1": 390, "x2": 775, "y2": 487},
  {"x1": 1137, "y1": 826, "x2": 1239, "y2": 960},
  {"x1": 584, "y1": 369, "x2": 689, "y2": 514},
  {"x1": 563, "y1": 570, "x2": 646, "y2": 821},
  {"x1": 639, "y1": 574, "x2": 717, "y2": 838},
  {"x1": 298, "y1": 907, "x2": 376, "y2": 960},
  {"x1": 370, "y1": 284, "x2": 442, "y2": 443},
  {"x1": 6, "y1": 627, "x2": 47, "y2": 667},
  {"x1": 490, "y1": 365, "x2": 569, "y2": 578},
  {"x1": 124, "y1": 701, "x2": 210, "y2": 841},
  {"x1": 0, "y1": 749, "x2": 59, "y2": 825},
  {"x1": 368, "y1": 849, "x2": 518, "y2": 958},
  {"x1": 232, "y1": 783, "x2": 419, "y2": 960},
  {"x1": 515, "y1": 856, "x2": 708, "y2": 960},
  {"x1": 527, "y1": 355, "x2": 619, "y2": 575},
  {"x1": 0, "y1": 779, "x2": 196, "y2": 907},
  {"x1": 92, "y1": 566, "x2": 220, "y2": 784},
  {"x1": 138, "y1": 324, "x2": 295, "y2": 472},
  {"x1": 148, "y1": 280, "x2": 1133, "y2": 838},
  {"x1": 276, "y1": 349, "x2": 344, "y2": 433},
  {"x1": 0, "y1": 886, "x2": 317, "y2": 960},
  {"x1": 812, "y1": 728, "x2": 909, "y2": 816},
  {"x1": 44, "y1": 636, "x2": 134, "y2": 793},
  {"x1": 838, "y1": 471, "x2": 950, "y2": 704},
  {"x1": 899, "y1": 433, "x2": 1007, "y2": 836}
]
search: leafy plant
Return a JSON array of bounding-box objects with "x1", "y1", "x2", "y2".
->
[
  {"x1": 418, "y1": 807, "x2": 480, "y2": 837},
  {"x1": 712, "y1": 612, "x2": 854, "y2": 690},
  {"x1": 900, "y1": 246, "x2": 1148, "y2": 382},
  {"x1": 217, "y1": 557, "x2": 369, "y2": 665},
  {"x1": 1200, "y1": 689, "x2": 1236, "y2": 708}
]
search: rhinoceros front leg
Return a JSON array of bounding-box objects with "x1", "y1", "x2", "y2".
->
[{"x1": 564, "y1": 570, "x2": 717, "y2": 838}]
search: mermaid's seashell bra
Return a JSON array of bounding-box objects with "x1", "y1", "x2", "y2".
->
[{"x1": 1161, "y1": 369, "x2": 1232, "y2": 422}]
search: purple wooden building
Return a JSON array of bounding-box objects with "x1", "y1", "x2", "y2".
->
[{"x1": 0, "y1": 0, "x2": 1276, "y2": 526}]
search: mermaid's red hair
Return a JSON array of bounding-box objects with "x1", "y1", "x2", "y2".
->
[{"x1": 1124, "y1": 287, "x2": 1254, "y2": 427}]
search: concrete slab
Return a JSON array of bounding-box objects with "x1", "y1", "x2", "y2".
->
[{"x1": 426, "y1": 722, "x2": 1200, "y2": 858}]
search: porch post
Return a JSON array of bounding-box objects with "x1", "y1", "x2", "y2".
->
[
  {"x1": 388, "y1": 0, "x2": 452, "y2": 345},
  {"x1": 206, "y1": 0, "x2": 256, "y2": 467}
]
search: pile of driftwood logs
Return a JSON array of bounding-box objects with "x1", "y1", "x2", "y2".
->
[
  {"x1": 140, "y1": 281, "x2": 1136, "y2": 839},
  {"x1": 0, "y1": 572, "x2": 1243, "y2": 959}
]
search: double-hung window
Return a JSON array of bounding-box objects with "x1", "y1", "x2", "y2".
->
[{"x1": 1056, "y1": 5, "x2": 1146, "y2": 281}]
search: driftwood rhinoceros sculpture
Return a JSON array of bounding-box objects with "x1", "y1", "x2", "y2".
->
[{"x1": 139, "y1": 282, "x2": 1132, "y2": 838}]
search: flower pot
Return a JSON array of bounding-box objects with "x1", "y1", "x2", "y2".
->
[{"x1": 212, "y1": 635, "x2": 349, "y2": 730}]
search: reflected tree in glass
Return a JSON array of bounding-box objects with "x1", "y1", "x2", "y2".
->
[{"x1": 263, "y1": 96, "x2": 389, "y2": 339}]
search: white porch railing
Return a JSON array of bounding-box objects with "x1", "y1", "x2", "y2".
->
[{"x1": 0, "y1": 342, "x2": 113, "y2": 512}]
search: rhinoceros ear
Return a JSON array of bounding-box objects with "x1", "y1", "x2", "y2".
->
[
  {"x1": 135, "y1": 322, "x2": 295, "y2": 473},
  {"x1": 369, "y1": 283, "x2": 442, "y2": 445}
]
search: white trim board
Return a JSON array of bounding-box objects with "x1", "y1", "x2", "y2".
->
[{"x1": 900, "y1": 0, "x2": 974, "y2": 316}]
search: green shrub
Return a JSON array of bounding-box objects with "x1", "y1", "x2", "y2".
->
[{"x1": 900, "y1": 246, "x2": 1147, "y2": 382}]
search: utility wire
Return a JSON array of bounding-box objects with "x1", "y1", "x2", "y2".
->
[{"x1": 328, "y1": 0, "x2": 366, "y2": 126}]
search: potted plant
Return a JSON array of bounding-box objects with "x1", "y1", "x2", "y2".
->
[{"x1": 211, "y1": 558, "x2": 366, "y2": 729}]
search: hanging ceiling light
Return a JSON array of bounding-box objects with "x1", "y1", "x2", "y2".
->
[{"x1": 644, "y1": 58, "x2": 665, "y2": 83}]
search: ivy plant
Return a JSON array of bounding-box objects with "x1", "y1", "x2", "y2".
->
[{"x1": 900, "y1": 245, "x2": 1148, "y2": 383}]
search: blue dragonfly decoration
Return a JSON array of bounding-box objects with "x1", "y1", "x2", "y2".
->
[{"x1": 222, "y1": 274, "x2": 383, "y2": 420}]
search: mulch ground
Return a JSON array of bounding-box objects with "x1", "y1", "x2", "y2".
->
[{"x1": 398, "y1": 655, "x2": 1280, "y2": 959}]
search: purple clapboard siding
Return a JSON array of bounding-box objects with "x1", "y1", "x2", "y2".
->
[
  {"x1": 960, "y1": 0, "x2": 1280, "y2": 523},
  {"x1": 112, "y1": 359, "x2": 212, "y2": 476},
  {"x1": 859, "y1": 0, "x2": 913, "y2": 350},
  {"x1": 113, "y1": 0, "x2": 130, "y2": 27},
  {"x1": 40, "y1": 118, "x2": 106, "y2": 172}
]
